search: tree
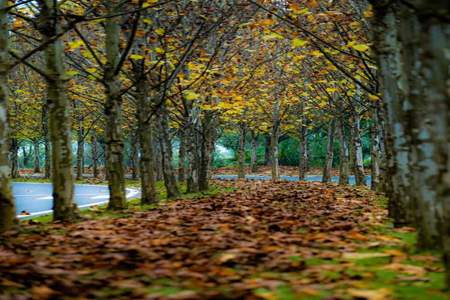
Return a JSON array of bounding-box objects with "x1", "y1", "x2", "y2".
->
[{"x1": 0, "y1": 0, "x2": 16, "y2": 233}]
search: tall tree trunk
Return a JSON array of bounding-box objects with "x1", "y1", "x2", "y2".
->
[
  {"x1": 104, "y1": 0, "x2": 126, "y2": 210},
  {"x1": 338, "y1": 119, "x2": 350, "y2": 185},
  {"x1": 130, "y1": 133, "x2": 139, "y2": 180},
  {"x1": 186, "y1": 121, "x2": 199, "y2": 193},
  {"x1": 137, "y1": 118, "x2": 157, "y2": 204},
  {"x1": 298, "y1": 125, "x2": 308, "y2": 180},
  {"x1": 33, "y1": 140, "x2": 40, "y2": 173},
  {"x1": 154, "y1": 138, "x2": 164, "y2": 182},
  {"x1": 0, "y1": 0, "x2": 16, "y2": 233},
  {"x1": 38, "y1": 0, "x2": 75, "y2": 221},
  {"x1": 370, "y1": 117, "x2": 381, "y2": 191},
  {"x1": 322, "y1": 120, "x2": 335, "y2": 183},
  {"x1": 237, "y1": 124, "x2": 246, "y2": 179},
  {"x1": 412, "y1": 1, "x2": 450, "y2": 285},
  {"x1": 42, "y1": 103, "x2": 50, "y2": 178},
  {"x1": 22, "y1": 146, "x2": 30, "y2": 168},
  {"x1": 76, "y1": 116, "x2": 84, "y2": 180},
  {"x1": 134, "y1": 61, "x2": 157, "y2": 204},
  {"x1": 351, "y1": 111, "x2": 366, "y2": 185},
  {"x1": 270, "y1": 124, "x2": 280, "y2": 181},
  {"x1": 91, "y1": 133, "x2": 99, "y2": 179},
  {"x1": 198, "y1": 112, "x2": 216, "y2": 191},
  {"x1": 371, "y1": 2, "x2": 413, "y2": 226},
  {"x1": 178, "y1": 131, "x2": 186, "y2": 182},
  {"x1": 158, "y1": 104, "x2": 179, "y2": 198},
  {"x1": 250, "y1": 131, "x2": 258, "y2": 173},
  {"x1": 264, "y1": 135, "x2": 271, "y2": 166},
  {"x1": 9, "y1": 138, "x2": 19, "y2": 178}
]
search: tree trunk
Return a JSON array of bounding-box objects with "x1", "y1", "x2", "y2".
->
[
  {"x1": 154, "y1": 138, "x2": 164, "y2": 182},
  {"x1": 270, "y1": 123, "x2": 280, "y2": 181},
  {"x1": 351, "y1": 111, "x2": 366, "y2": 185},
  {"x1": 104, "y1": 0, "x2": 126, "y2": 210},
  {"x1": 264, "y1": 135, "x2": 271, "y2": 166},
  {"x1": 130, "y1": 133, "x2": 139, "y2": 180},
  {"x1": 338, "y1": 119, "x2": 350, "y2": 185},
  {"x1": 298, "y1": 125, "x2": 308, "y2": 180},
  {"x1": 198, "y1": 112, "x2": 216, "y2": 191},
  {"x1": 0, "y1": 0, "x2": 16, "y2": 233},
  {"x1": 42, "y1": 103, "x2": 50, "y2": 178},
  {"x1": 91, "y1": 133, "x2": 99, "y2": 178},
  {"x1": 38, "y1": 0, "x2": 76, "y2": 221},
  {"x1": 322, "y1": 120, "x2": 335, "y2": 183},
  {"x1": 178, "y1": 131, "x2": 186, "y2": 182},
  {"x1": 9, "y1": 138, "x2": 19, "y2": 178},
  {"x1": 133, "y1": 61, "x2": 157, "y2": 204},
  {"x1": 33, "y1": 140, "x2": 40, "y2": 173},
  {"x1": 250, "y1": 131, "x2": 258, "y2": 173},
  {"x1": 237, "y1": 124, "x2": 246, "y2": 179},
  {"x1": 371, "y1": 2, "x2": 413, "y2": 226},
  {"x1": 370, "y1": 117, "x2": 381, "y2": 191},
  {"x1": 186, "y1": 121, "x2": 199, "y2": 193},
  {"x1": 137, "y1": 118, "x2": 157, "y2": 204},
  {"x1": 76, "y1": 116, "x2": 84, "y2": 180},
  {"x1": 157, "y1": 104, "x2": 179, "y2": 198},
  {"x1": 411, "y1": 1, "x2": 450, "y2": 285}
]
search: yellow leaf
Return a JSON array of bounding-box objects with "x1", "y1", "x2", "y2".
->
[
  {"x1": 68, "y1": 40, "x2": 83, "y2": 50},
  {"x1": 291, "y1": 38, "x2": 308, "y2": 48},
  {"x1": 310, "y1": 50, "x2": 323, "y2": 57},
  {"x1": 154, "y1": 47, "x2": 165, "y2": 54},
  {"x1": 155, "y1": 28, "x2": 165, "y2": 36},
  {"x1": 130, "y1": 54, "x2": 144, "y2": 60},
  {"x1": 65, "y1": 70, "x2": 79, "y2": 77},
  {"x1": 352, "y1": 44, "x2": 370, "y2": 52},
  {"x1": 143, "y1": 0, "x2": 158, "y2": 8},
  {"x1": 263, "y1": 32, "x2": 284, "y2": 40},
  {"x1": 143, "y1": 18, "x2": 153, "y2": 25},
  {"x1": 184, "y1": 90, "x2": 199, "y2": 101}
]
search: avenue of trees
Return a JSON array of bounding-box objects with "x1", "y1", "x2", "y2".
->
[{"x1": 0, "y1": 0, "x2": 448, "y2": 287}]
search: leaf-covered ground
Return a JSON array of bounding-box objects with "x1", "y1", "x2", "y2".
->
[{"x1": 0, "y1": 181, "x2": 446, "y2": 299}]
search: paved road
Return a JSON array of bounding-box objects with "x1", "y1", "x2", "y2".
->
[
  {"x1": 212, "y1": 174, "x2": 372, "y2": 185},
  {"x1": 14, "y1": 175, "x2": 369, "y2": 218},
  {"x1": 12, "y1": 182, "x2": 139, "y2": 218}
]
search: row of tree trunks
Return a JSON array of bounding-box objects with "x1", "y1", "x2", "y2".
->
[
  {"x1": 0, "y1": 0, "x2": 16, "y2": 233},
  {"x1": 370, "y1": 0, "x2": 449, "y2": 287}
]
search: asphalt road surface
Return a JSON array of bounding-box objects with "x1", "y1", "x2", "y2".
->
[
  {"x1": 212, "y1": 174, "x2": 372, "y2": 185},
  {"x1": 14, "y1": 175, "x2": 369, "y2": 218},
  {"x1": 12, "y1": 182, "x2": 139, "y2": 218}
]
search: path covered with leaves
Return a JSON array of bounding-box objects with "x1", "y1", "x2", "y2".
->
[{"x1": 0, "y1": 182, "x2": 446, "y2": 299}]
